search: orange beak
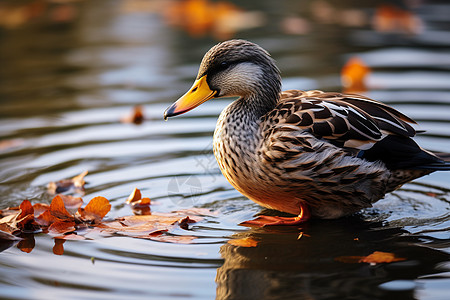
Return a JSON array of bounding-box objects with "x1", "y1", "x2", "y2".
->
[{"x1": 164, "y1": 75, "x2": 217, "y2": 120}]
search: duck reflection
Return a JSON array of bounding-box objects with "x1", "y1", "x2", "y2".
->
[{"x1": 216, "y1": 215, "x2": 450, "y2": 300}]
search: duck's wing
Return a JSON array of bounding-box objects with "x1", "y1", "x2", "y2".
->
[{"x1": 261, "y1": 90, "x2": 443, "y2": 169}]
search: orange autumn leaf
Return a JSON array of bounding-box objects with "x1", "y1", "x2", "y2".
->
[
  {"x1": 33, "y1": 203, "x2": 50, "y2": 217},
  {"x1": 228, "y1": 237, "x2": 259, "y2": 247},
  {"x1": 50, "y1": 195, "x2": 73, "y2": 220},
  {"x1": 59, "y1": 194, "x2": 83, "y2": 213},
  {"x1": 16, "y1": 200, "x2": 36, "y2": 230},
  {"x1": 80, "y1": 196, "x2": 111, "y2": 222},
  {"x1": 35, "y1": 209, "x2": 58, "y2": 227},
  {"x1": 341, "y1": 57, "x2": 370, "y2": 93},
  {"x1": 359, "y1": 251, "x2": 405, "y2": 264},
  {"x1": 336, "y1": 251, "x2": 406, "y2": 264},
  {"x1": 126, "y1": 188, "x2": 142, "y2": 204},
  {"x1": 17, "y1": 200, "x2": 33, "y2": 220},
  {"x1": 121, "y1": 105, "x2": 145, "y2": 125},
  {"x1": 48, "y1": 220, "x2": 76, "y2": 235}
]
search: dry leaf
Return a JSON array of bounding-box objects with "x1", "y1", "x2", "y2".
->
[
  {"x1": 59, "y1": 194, "x2": 83, "y2": 213},
  {"x1": 121, "y1": 105, "x2": 145, "y2": 124},
  {"x1": 35, "y1": 209, "x2": 57, "y2": 227},
  {"x1": 50, "y1": 195, "x2": 73, "y2": 220},
  {"x1": 126, "y1": 188, "x2": 142, "y2": 204},
  {"x1": 33, "y1": 203, "x2": 50, "y2": 217},
  {"x1": 335, "y1": 251, "x2": 406, "y2": 264},
  {"x1": 48, "y1": 220, "x2": 76, "y2": 235},
  {"x1": 228, "y1": 237, "x2": 258, "y2": 247},
  {"x1": 79, "y1": 196, "x2": 111, "y2": 222},
  {"x1": 341, "y1": 57, "x2": 370, "y2": 93},
  {"x1": 359, "y1": 251, "x2": 405, "y2": 264},
  {"x1": 47, "y1": 170, "x2": 88, "y2": 195}
]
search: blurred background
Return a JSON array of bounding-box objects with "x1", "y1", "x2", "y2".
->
[{"x1": 1, "y1": 0, "x2": 450, "y2": 299}]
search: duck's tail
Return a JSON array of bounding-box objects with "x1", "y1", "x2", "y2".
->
[{"x1": 415, "y1": 151, "x2": 450, "y2": 171}]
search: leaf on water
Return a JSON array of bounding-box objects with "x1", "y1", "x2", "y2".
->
[
  {"x1": 359, "y1": 251, "x2": 406, "y2": 264},
  {"x1": 177, "y1": 216, "x2": 197, "y2": 230},
  {"x1": 79, "y1": 196, "x2": 111, "y2": 223},
  {"x1": 146, "y1": 234, "x2": 197, "y2": 244},
  {"x1": 125, "y1": 188, "x2": 151, "y2": 215},
  {"x1": 48, "y1": 220, "x2": 76, "y2": 235},
  {"x1": 174, "y1": 207, "x2": 219, "y2": 217},
  {"x1": 341, "y1": 56, "x2": 370, "y2": 93},
  {"x1": 33, "y1": 203, "x2": 50, "y2": 217},
  {"x1": 228, "y1": 237, "x2": 259, "y2": 247},
  {"x1": 121, "y1": 105, "x2": 145, "y2": 124},
  {"x1": 335, "y1": 251, "x2": 406, "y2": 264},
  {"x1": 47, "y1": 170, "x2": 88, "y2": 195},
  {"x1": 126, "y1": 188, "x2": 142, "y2": 204},
  {"x1": 35, "y1": 209, "x2": 57, "y2": 227},
  {"x1": 54, "y1": 233, "x2": 86, "y2": 240},
  {"x1": 50, "y1": 195, "x2": 73, "y2": 220},
  {"x1": 59, "y1": 194, "x2": 83, "y2": 213}
]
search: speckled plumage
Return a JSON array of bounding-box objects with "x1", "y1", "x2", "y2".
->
[{"x1": 166, "y1": 39, "x2": 450, "y2": 219}]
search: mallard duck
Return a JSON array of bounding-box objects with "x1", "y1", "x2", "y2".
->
[{"x1": 164, "y1": 39, "x2": 450, "y2": 225}]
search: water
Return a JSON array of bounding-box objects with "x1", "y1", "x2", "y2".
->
[{"x1": 1, "y1": 0, "x2": 450, "y2": 299}]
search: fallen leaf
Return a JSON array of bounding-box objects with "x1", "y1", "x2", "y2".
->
[
  {"x1": 59, "y1": 194, "x2": 83, "y2": 213},
  {"x1": 50, "y1": 195, "x2": 73, "y2": 220},
  {"x1": 228, "y1": 237, "x2": 259, "y2": 247},
  {"x1": 147, "y1": 234, "x2": 197, "y2": 244},
  {"x1": 33, "y1": 203, "x2": 50, "y2": 217},
  {"x1": 35, "y1": 209, "x2": 57, "y2": 227},
  {"x1": 359, "y1": 251, "x2": 405, "y2": 264},
  {"x1": 335, "y1": 251, "x2": 406, "y2": 264},
  {"x1": 54, "y1": 233, "x2": 86, "y2": 240},
  {"x1": 177, "y1": 216, "x2": 196, "y2": 230},
  {"x1": 126, "y1": 188, "x2": 142, "y2": 204},
  {"x1": 174, "y1": 207, "x2": 218, "y2": 217},
  {"x1": 48, "y1": 220, "x2": 76, "y2": 235},
  {"x1": 341, "y1": 57, "x2": 370, "y2": 93},
  {"x1": 47, "y1": 170, "x2": 88, "y2": 195},
  {"x1": 79, "y1": 196, "x2": 111, "y2": 222},
  {"x1": 121, "y1": 105, "x2": 145, "y2": 124}
]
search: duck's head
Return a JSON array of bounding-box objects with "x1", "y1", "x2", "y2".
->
[{"x1": 164, "y1": 39, "x2": 281, "y2": 119}]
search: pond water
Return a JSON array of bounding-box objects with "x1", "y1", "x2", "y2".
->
[{"x1": 1, "y1": 0, "x2": 450, "y2": 299}]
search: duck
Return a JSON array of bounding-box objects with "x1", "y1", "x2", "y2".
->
[{"x1": 164, "y1": 39, "x2": 450, "y2": 225}]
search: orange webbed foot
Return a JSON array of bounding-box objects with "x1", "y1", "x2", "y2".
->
[{"x1": 240, "y1": 203, "x2": 310, "y2": 227}]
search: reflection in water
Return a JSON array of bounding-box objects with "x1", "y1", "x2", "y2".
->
[
  {"x1": 217, "y1": 219, "x2": 450, "y2": 300},
  {"x1": 1, "y1": 0, "x2": 450, "y2": 299}
]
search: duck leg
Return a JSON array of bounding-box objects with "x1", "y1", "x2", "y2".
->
[{"x1": 240, "y1": 202, "x2": 310, "y2": 227}]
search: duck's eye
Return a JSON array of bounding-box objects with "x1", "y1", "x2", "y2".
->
[{"x1": 219, "y1": 61, "x2": 229, "y2": 69}]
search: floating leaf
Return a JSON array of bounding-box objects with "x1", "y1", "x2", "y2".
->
[
  {"x1": 50, "y1": 195, "x2": 73, "y2": 220},
  {"x1": 33, "y1": 203, "x2": 50, "y2": 217},
  {"x1": 79, "y1": 196, "x2": 111, "y2": 222},
  {"x1": 335, "y1": 251, "x2": 406, "y2": 264},
  {"x1": 228, "y1": 237, "x2": 259, "y2": 247},
  {"x1": 341, "y1": 57, "x2": 370, "y2": 93},
  {"x1": 359, "y1": 251, "x2": 405, "y2": 264},
  {"x1": 121, "y1": 105, "x2": 145, "y2": 124},
  {"x1": 126, "y1": 188, "x2": 142, "y2": 204},
  {"x1": 59, "y1": 194, "x2": 83, "y2": 213},
  {"x1": 48, "y1": 220, "x2": 76, "y2": 236}
]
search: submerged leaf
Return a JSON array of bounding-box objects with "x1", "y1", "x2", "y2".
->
[
  {"x1": 228, "y1": 237, "x2": 259, "y2": 247},
  {"x1": 335, "y1": 251, "x2": 406, "y2": 264}
]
